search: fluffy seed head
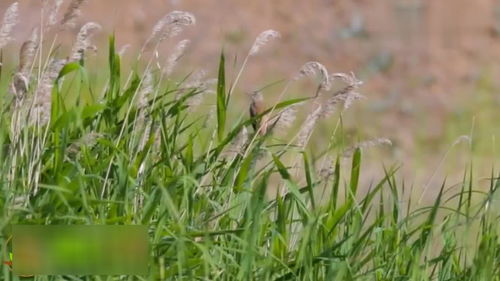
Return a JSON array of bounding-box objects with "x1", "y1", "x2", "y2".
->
[
  {"x1": 296, "y1": 104, "x2": 322, "y2": 148},
  {"x1": 33, "y1": 58, "x2": 67, "y2": 125},
  {"x1": 145, "y1": 11, "x2": 195, "y2": 49},
  {"x1": 274, "y1": 104, "x2": 299, "y2": 133},
  {"x1": 18, "y1": 27, "x2": 39, "y2": 77},
  {"x1": 118, "y1": 44, "x2": 131, "y2": 56},
  {"x1": 343, "y1": 138, "x2": 392, "y2": 157},
  {"x1": 203, "y1": 105, "x2": 216, "y2": 128},
  {"x1": 45, "y1": 0, "x2": 64, "y2": 27},
  {"x1": 179, "y1": 70, "x2": 217, "y2": 109},
  {"x1": 0, "y1": 2, "x2": 19, "y2": 49},
  {"x1": 138, "y1": 69, "x2": 154, "y2": 109},
  {"x1": 319, "y1": 155, "x2": 336, "y2": 180},
  {"x1": 330, "y1": 72, "x2": 363, "y2": 88},
  {"x1": 295, "y1": 61, "x2": 330, "y2": 92},
  {"x1": 452, "y1": 135, "x2": 472, "y2": 146},
  {"x1": 249, "y1": 29, "x2": 280, "y2": 56},
  {"x1": 60, "y1": 0, "x2": 88, "y2": 28},
  {"x1": 138, "y1": 122, "x2": 152, "y2": 152},
  {"x1": 320, "y1": 72, "x2": 364, "y2": 117},
  {"x1": 184, "y1": 69, "x2": 207, "y2": 88},
  {"x1": 69, "y1": 22, "x2": 101, "y2": 62},
  {"x1": 164, "y1": 39, "x2": 190, "y2": 76},
  {"x1": 227, "y1": 127, "x2": 249, "y2": 158}
]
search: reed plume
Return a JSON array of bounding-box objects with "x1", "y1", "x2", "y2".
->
[
  {"x1": 44, "y1": 0, "x2": 64, "y2": 27},
  {"x1": 296, "y1": 104, "x2": 322, "y2": 147},
  {"x1": 175, "y1": 69, "x2": 207, "y2": 101},
  {"x1": 118, "y1": 44, "x2": 131, "y2": 56},
  {"x1": 136, "y1": 70, "x2": 154, "y2": 151},
  {"x1": 342, "y1": 138, "x2": 392, "y2": 157},
  {"x1": 32, "y1": 58, "x2": 67, "y2": 125},
  {"x1": 144, "y1": 11, "x2": 195, "y2": 50},
  {"x1": 138, "y1": 69, "x2": 154, "y2": 109},
  {"x1": 295, "y1": 61, "x2": 331, "y2": 96},
  {"x1": 69, "y1": 22, "x2": 101, "y2": 62},
  {"x1": 18, "y1": 27, "x2": 39, "y2": 78},
  {"x1": 228, "y1": 29, "x2": 281, "y2": 98},
  {"x1": 249, "y1": 29, "x2": 280, "y2": 56},
  {"x1": 452, "y1": 135, "x2": 472, "y2": 146},
  {"x1": 9, "y1": 27, "x2": 39, "y2": 107},
  {"x1": 274, "y1": 104, "x2": 299, "y2": 133},
  {"x1": 163, "y1": 39, "x2": 190, "y2": 76},
  {"x1": 0, "y1": 2, "x2": 19, "y2": 49},
  {"x1": 320, "y1": 72, "x2": 364, "y2": 118},
  {"x1": 226, "y1": 127, "x2": 249, "y2": 158},
  {"x1": 187, "y1": 82, "x2": 216, "y2": 110},
  {"x1": 60, "y1": 0, "x2": 87, "y2": 28}
]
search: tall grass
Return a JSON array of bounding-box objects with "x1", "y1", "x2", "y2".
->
[{"x1": 0, "y1": 2, "x2": 499, "y2": 280}]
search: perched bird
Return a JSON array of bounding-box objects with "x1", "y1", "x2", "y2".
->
[{"x1": 249, "y1": 91, "x2": 269, "y2": 136}]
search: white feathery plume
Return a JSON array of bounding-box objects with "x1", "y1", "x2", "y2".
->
[
  {"x1": 296, "y1": 104, "x2": 322, "y2": 148},
  {"x1": 0, "y1": 2, "x2": 19, "y2": 49},
  {"x1": 201, "y1": 105, "x2": 216, "y2": 128},
  {"x1": 118, "y1": 44, "x2": 131, "y2": 56},
  {"x1": 60, "y1": 0, "x2": 87, "y2": 28},
  {"x1": 145, "y1": 11, "x2": 195, "y2": 49},
  {"x1": 452, "y1": 135, "x2": 472, "y2": 146},
  {"x1": 294, "y1": 61, "x2": 330, "y2": 92},
  {"x1": 138, "y1": 122, "x2": 152, "y2": 152},
  {"x1": 136, "y1": 69, "x2": 155, "y2": 151},
  {"x1": 163, "y1": 39, "x2": 190, "y2": 76},
  {"x1": 274, "y1": 104, "x2": 300, "y2": 133},
  {"x1": 330, "y1": 72, "x2": 363, "y2": 88},
  {"x1": 45, "y1": 0, "x2": 64, "y2": 27},
  {"x1": 320, "y1": 72, "x2": 364, "y2": 117},
  {"x1": 184, "y1": 69, "x2": 207, "y2": 88},
  {"x1": 176, "y1": 70, "x2": 216, "y2": 108},
  {"x1": 249, "y1": 29, "x2": 280, "y2": 56},
  {"x1": 10, "y1": 27, "x2": 39, "y2": 105},
  {"x1": 227, "y1": 127, "x2": 249, "y2": 158},
  {"x1": 187, "y1": 81, "x2": 216, "y2": 110},
  {"x1": 318, "y1": 155, "x2": 335, "y2": 180},
  {"x1": 138, "y1": 69, "x2": 154, "y2": 109},
  {"x1": 19, "y1": 27, "x2": 39, "y2": 77},
  {"x1": 69, "y1": 22, "x2": 101, "y2": 62},
  {"x1": 32, "y1": 58, "x2": 67, "y2": 125},
  {"x1": 343, "y1": 138, "x2": 392, "y2": 157}
]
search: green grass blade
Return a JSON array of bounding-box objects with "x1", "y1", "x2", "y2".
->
[{"x1": 216, "y1": 51, "x2": 227, "y2": 141}]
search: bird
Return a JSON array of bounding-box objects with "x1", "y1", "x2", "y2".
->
[{"x1": 249, "y1": 91, "x2": 269, "y2": 136}]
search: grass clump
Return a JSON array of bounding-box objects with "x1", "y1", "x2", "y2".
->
[{"x1": 0, "y1": 2, "x2": 499, "y2": 280}]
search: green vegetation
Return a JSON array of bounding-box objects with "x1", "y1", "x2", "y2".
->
[{"x1": 0, "y1": 2, "x2": 499, "y2": 280}]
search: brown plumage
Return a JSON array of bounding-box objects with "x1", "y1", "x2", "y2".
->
[{"x1": 249, "y1": 91, "x2": 268, "y2": 135}]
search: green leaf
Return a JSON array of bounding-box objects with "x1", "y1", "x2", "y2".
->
[
  {"x1": 302, "y1": 152, "x2": 316, "y2": 209},
  {"x1": 81, "y1": 104, "x2": 106, "y2": 120},
  {"x1": 216, "y1": 51, "x2": 226, "y2": 141},
  {"x1": 349, "y1": 147, "x2": 362, "y2": 200},
  {"x1": 108, "y1": 34, "x2": 121, "y2": 101},
  {"x1": 57, "y1": 62, "x2": 81, "y2": 81}
]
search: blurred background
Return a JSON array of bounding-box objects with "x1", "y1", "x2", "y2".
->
[{"x1": 1, "y1": 0, "x2": 499, "y2": 190}]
